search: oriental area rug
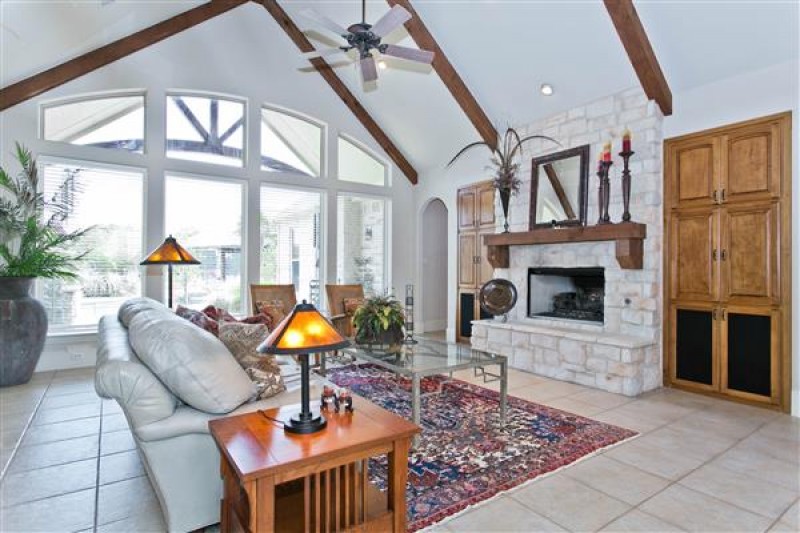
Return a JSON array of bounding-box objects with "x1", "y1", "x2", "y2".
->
[{"x1": 326, "y1": 363, "x2": 637, "y2": 531}]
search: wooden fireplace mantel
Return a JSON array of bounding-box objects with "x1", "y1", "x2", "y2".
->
[{"x1": 483, "y1": 222, "x2": 647, "y2": 270}]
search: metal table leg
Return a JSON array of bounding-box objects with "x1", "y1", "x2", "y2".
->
[
  {"x1": 499, "y1": 359, "x2": 508, "y2": 425},
  {"x1": 412, "y1": 374, "x2": 421, "y2": 447}
]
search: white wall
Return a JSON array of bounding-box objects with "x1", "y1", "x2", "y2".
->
[
  {"x1": 664, "y1": 59, "x2": 799, "y2": 416},
  {"x1": 419, "y1": 198, "x2": 448, "y2": 332},
  {"x1": 0, "y1": 3, "x2": 416, "y2": 371}
]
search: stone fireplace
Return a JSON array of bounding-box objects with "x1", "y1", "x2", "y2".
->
[
  {"x1": 528, "y1": 267, "x2": 605, "y2": 323},
  {"x1": 470, "y1": 87, "x2": 664, "y2": 397}
]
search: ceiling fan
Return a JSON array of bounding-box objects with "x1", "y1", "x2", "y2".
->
[{"x1": 299, "y1": 0, "x2": 435, "y2": 84}]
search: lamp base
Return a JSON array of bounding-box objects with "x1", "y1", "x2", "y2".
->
[{"x1": 283, "y1": 411, "x2": 327, "y2": 434}]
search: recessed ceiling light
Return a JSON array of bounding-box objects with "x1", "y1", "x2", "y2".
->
[
  {"x1": 540, "y1": 83, "x2": 554, "y2": 96},
  {"x1": 378, "y1": 60, "x2": 387, "y2": 70}
]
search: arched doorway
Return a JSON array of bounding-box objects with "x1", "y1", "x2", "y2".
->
[{"x1": 420, "y1": 199, "x2": 448, "y2": 335}]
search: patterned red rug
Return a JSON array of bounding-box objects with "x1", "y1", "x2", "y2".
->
[{"x1": 326, "y1": 364, "x2": 637, "y2": 531}]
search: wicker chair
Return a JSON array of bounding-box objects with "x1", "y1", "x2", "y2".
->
[
  {"x1": 249, "y1": 284, "x2": 297, "y2": 317},
  {"x1": 324, "y1": 284, "x2": 365, "y2": 338}
]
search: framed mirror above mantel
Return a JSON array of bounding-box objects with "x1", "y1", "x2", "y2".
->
[{"x1": 530, "y1": 145, "x2": 590, "y2": 229}]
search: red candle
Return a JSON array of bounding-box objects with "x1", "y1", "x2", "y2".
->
[
  {"x1": 602, "y1": 142, "x2": 612, "y2": 162},
  {"x1": 622, "y1": 129, "x2": 632, "y2": 152}
]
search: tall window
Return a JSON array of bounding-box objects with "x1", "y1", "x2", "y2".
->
[
  {"x1": 39, "y1": 161, "x2": 144, "y2": 329},
  {"x1": 165, "y1": 175, "x2": 245, "y2": 313},
  {"x1": 337, "y1": 136, "x2": 386, "y2": 186},
  {"x1": 260, "y1": 187, "x2": 322, "y2": 306},
  {"x1": 166, "y1": 94, "x2": 245, "y2": 167},
  {"x1": 42, "y1": 93, "x2": 145, "y2": 153},
  {"x1": 261, "y1": 107, "x2": 323, "y2": 176},
  {"x1": 337, "y1": 195, "x2": 387, "y2": 295}
]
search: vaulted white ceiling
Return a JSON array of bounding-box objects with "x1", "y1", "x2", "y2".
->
[{"x1": 1, "y1": 0, "x2": 797, "y2": 174}]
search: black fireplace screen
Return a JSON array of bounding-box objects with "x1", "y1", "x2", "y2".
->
[{"x1": 527, "y1": 267, "x2": 605, "y2": 322}]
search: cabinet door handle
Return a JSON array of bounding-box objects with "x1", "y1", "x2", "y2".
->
[
  {"x1": 712, "y1": 249, "x2": 717, "y2": 261},
  {"x1": 712, "y1": 308, "x2": 717, "y2": 320},
  {"x1": 722, "y1": 309, "x2": 726, "y2": 320},
  {"x1": 713, "y1": 190, "x2": 719, "y2": 203},
  {"x1": 721, "y1": 249, "x2": 727, "y2": 261},
  {"x1": 721, "y1": 189, "x2": 726, "y2": 202}
]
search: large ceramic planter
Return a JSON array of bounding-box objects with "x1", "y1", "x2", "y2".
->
[{"x1": 0, "y1": 277, "x2": 48, "y2": 387}]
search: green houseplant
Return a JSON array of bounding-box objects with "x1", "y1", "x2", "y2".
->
[
  {"x1": 352, "y1": 294, "x2": 405, "y2": 348},
  {"x1": 448, "y1": 126, "x2": 560, "y2": 232},
  {"x1": 0, "y1": 143, "x2": 89, "y2": 386}
]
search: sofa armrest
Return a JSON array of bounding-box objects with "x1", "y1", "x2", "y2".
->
[{"x1": 96, "y1": 359, "x2": 178, "y2": 429}]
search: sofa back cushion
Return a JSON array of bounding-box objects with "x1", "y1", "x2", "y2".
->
[
  {"x1": 118, "y1": 297, "x2": 171, "y2": 328},
  {"x1": 128, "y1": 311, "x2": 255, "y2": 414}
]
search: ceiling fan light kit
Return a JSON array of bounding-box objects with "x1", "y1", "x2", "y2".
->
[{"x1": 300, "y1": 1, "x2": 434, "y2": 86}]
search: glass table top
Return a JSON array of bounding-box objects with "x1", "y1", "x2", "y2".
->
[{"x1": 340, "y1": 337, "x2": 505, "y2": 375}]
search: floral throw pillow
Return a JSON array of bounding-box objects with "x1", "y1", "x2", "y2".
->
[
  {"x1": 175, "y1": 305, "x2": 219, "y2": 336},
  {"x1": 256, "y1": 299, "x2": 287, "y2": 327},
  {"x1": 343, "y1": 297, "x2": 364, "y2": 316},
  {"x1": 218, "y1": 322, "x2": 285, "y2": 401}
]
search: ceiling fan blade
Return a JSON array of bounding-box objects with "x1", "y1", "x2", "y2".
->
[
  {"x1": 298, "y1": 8, "x2": 349, "y2": 37},
  {"x1": 359, "y1": 55, "x2": 378, "y2": 83},
  {"x1": 369, "y1": 5, "x2": 411, "y2": 38},
  {"x1": 303, "y1": 48, "x2": 350, "y2": 60},
  {"x1": 381, "y1": 44, "x2": 434, "y2": 64}
]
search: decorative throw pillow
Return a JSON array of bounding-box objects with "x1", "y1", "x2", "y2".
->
[
  {"x1": 202, "y1": 305, "x2": 237, "y2": 323},
  {"x1": 175, "y1": 305, "x2": 219, "y2": 336},
  {"x1": 343, "y1": 297, "x2": 364, "y2": 316},
  {"x1": 256, "y1": 299, "x2": 287, "y2": 326},
  {"x1": 218, "y1": 322, "x2": 286, "y2": 401}
]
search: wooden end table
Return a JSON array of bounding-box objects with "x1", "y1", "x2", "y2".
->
[{"x1": 209, "y1": 399, "x2": 419, "y2": 533}]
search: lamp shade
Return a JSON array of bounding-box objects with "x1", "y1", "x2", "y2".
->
[
  {"x1": 258, "y1": 300, "x2": 350, "y2": 355},
  {"x1": 140, "y1": 235, "x2": 200, "y2": 265}
]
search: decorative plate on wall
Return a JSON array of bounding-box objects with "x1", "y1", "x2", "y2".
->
[{"x1": 479, "y1": 279, "x2": 518, "y2": 317}]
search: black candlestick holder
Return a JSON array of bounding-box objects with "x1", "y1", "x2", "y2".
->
[
  {"x1": 597, "y1": 161, "x2": 613, "y2": 224},
  {"x1": 619, "y1": 150, "x2": 634, "y2": 222}
]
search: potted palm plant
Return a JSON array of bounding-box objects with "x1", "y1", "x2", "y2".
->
[
  {"x1": 352, "y1": 295, "x2": 405, "y2": 348},
  {"x1": 0, "y1": 143, "x2": 89, "y2": 386},
  {"x1": 448, "y1": 127, "x2": 560, "y2": 232}
]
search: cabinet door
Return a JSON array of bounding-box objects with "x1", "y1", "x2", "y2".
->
[
  {"x1": 669, "y1": 304, "x2": 718, "y2": 392},
  {"x1": 458, "y1": 232, "x2": 477, "y2": 288},
  {"x1": 477, "y1": 230, "x2": 495, "y2": 287},
  {"x1": 458, "y1": 188, "x2": 477, "y2": 231},
  {"x1": 477, "y1": 185, "x2": 496, "y2": 228},
  {"x1": 721, "y1": 203, "x2": 779, "y2": 305},
  {"x1": 720, "y1": 306, "x2": 779, "y2": 404},
  {"x1": 721, "y1": 121, "x2": 781, "y2": 203},
  {"x1": 668, "y1": 137, "x2": 720, "y2": 209},
  {"x1": 670, "y1": 210, "x2": 719, "y2": 301}
]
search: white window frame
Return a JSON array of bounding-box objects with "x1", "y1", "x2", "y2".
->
[
  {"x1": 163, "y1": 170, "x2": 250, "y2": 316},
  {"x1": 260, "y1": 103, "x2": 328, "y2": 179},
  {"x1": 164, "y1": 89, "x2": 249, "y2": 169},
  {"x1": 258, "y1": 181, "x2": 327, "y2": 309},
  {"x1": 335, "y1": 191, "x2": 391, "y2": 296},
  {"x1": 336, "y1": 133, "x2": 391, "y2": 188},
  {"x1": 39, "y1": 89, "x2": 148, "y2": 154},
  {"x1": 36, "y1": 155, "x2": 149, "y2": 335}
]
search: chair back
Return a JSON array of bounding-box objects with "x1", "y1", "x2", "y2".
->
[
  {"x1": 325, "y1": 284, "x2": 365, "y2": 337},
  {"x1": 249, "y1": 284, "x2": 298, "y2": 316}
]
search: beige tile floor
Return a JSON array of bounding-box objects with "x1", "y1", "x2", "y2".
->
[{"x1": 0, "y1": 364, "x2": 798, "y2": 532}]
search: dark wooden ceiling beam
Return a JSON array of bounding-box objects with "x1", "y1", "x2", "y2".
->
[
  {"x1": 387, "y1": 0, "x2": 497, "y2": 149},
  {"x1": 603, "y1": 0, "x2": 672, "y2": 116},
  {"x1": 0, "y1": 0, "x2": 248, "y2": 112},
  {"x1": 256, "y1": 0, "x2": 418, "y2": 184}
]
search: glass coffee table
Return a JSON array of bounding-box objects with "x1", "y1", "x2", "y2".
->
[{"x1": 322, "y1": 338, "x2": 508, "y2": 446}]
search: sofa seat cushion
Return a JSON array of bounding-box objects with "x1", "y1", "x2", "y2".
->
[
  {"x1": 129, "y1": 311, "x2": 255, "y2": 414},
  {"x1": 134, "y1": 383, "x2": 314, "y2": 442},
  {"x1": 218, "y1": 322, "x2": 286, "y2": 401}
]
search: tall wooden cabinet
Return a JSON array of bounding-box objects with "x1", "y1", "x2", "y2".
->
[
  {"x1": 457, "y1": 181, "x2": 496, "y2": 341},
  {"x1": 664, "y1": 112, "x2": 791, "y2": 412}
]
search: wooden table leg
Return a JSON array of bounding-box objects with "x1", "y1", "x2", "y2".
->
[
  {"x1": 387, "y1": 438, "x2": 410, "y2": 532},
  {"x1": 244, "y1": 477, "x2": 276, "y2": 533}
]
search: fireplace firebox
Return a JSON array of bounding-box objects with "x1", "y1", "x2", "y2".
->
[{"x1": 528, "y1": 267, "x2": 605, "y2": 323}]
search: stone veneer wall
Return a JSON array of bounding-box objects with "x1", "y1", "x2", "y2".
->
[{"x1": 471, "y1": 87, "x2": 664, "y2": 396}]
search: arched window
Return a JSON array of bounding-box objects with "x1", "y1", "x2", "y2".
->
[
  {"x1": 166, "y1": 93, "x2": 246, "y2": 167},
  {"x1": 337, "y1": 135, "x2": 387, "y2": 187},
  {"x1": 261, "y1": 106, "x2": 324, "y2": 177},
  {"x1": 41, "y1": 92, "x2": 145, "y2": 153}
]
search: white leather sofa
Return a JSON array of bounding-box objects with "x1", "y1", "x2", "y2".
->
[{"x1": 95, "y1": 298, "x2": 317, "y2": 532}]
